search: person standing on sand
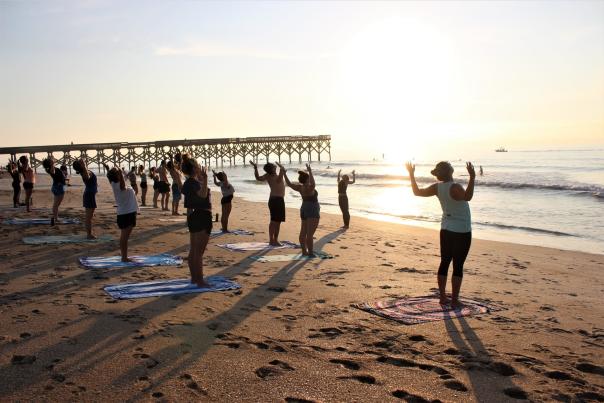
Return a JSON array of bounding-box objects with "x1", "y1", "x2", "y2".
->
[
  {"x1": 18, "y1": 156, "x2": 35, "y2": 212},
  {"x1": 150, "y1": 167, "x2": 160, "y2": 208},
  {"x1": 128, "y1": 167, "x2": 138, "y2": 195},
  {"x1": 278, "y1": 163, "x2": 320, "y2": 256},
  {"x1": 104, "y1": 163, "x2": 138, "y2": 262},
  {"x1": 138, "y1": 165, "x2": 147, "y2": 206},
  {"x1": 337, "y1": 169, "x2": 355, "y2": 229},
  {"x1": 179, "y1": 157, "x2": 212, "y2": 287},
  {"x1": 8, "y1": 162, "x2": 21, "y2": 208},
  {"x1": 212, "y1": 170, "x2": 234, "y2": 232},
  {"x1": 72, "y1": 159, "x2": 98, "y2": 239},
  {"x1": 157, "y1": 160, "x2": 171, "y2": 211},
  {"x1": 250, "y1": 160, "x2": 286, "y2": 246},
  {"x1": 42, "y1": 158, "x2": 66, "y2": 226},
  {"x1": 167, "y1": 159, "x2": 183, "y2": 216},
  {"x1": 405, "y1": 161, "x2": 475, "y2": 309}
]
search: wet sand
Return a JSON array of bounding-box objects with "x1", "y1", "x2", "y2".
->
[{"x1": 0, "y1": 175, "x2": 603, "y2": 402}]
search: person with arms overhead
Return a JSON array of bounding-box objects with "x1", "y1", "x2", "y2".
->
[
  {"x1": 73, "y1": 158, "x2": 98, "y2": 239},
  {"x1": 278, "y1": 163, "x2": 320, "y2": 256},
  {"x1": 8, "y1": 161, "x2": 21, "y2": 208},
  {"x1": 42, "y1": 157, "x2": 66, "y2": 226},
  {"x1": 406, "y1": 161, "x2": 475, "y2": 309},
  {"x1": 19, "y1": 156, "x2": 35, "y2": 212},
  {"x1": 337, "y1": 169, "x2": 355, "y2": 229},
  {"x1": 104, "y1": 163, "x2": 138, "y2": 262},
  {"x1": 212, "y1": 170, "x2": 235, "y2": 232},
  {"x1": 250, "y1": 160, "x2": 286, "y2": 246}
]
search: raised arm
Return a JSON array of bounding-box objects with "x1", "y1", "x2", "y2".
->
[
  {"x1": 198, "y1": 166, "x2": 209, "y2": 198},
  {"x1": 118, "y1": 167, "x2": 126, "y2": 190},
  {"x1": 102, "y1": 163, "x2": 112, "y2": 184},
  {"x1": 249, "y1": 161, "x2": 266, "y2": 181},
  {"x1": 350, "y1": 170, "x2": 356, "y2": 184},
  {"x1": 405, "y1": 162, "x2": 437, "y2": 197},
  {"x1": 306, "y1": 164, "x2": 315, "y2": 190},
  {"x1": 212, "y1": 170, "x2": 220, "y2": 187},
  {"x1": 450, "y1": 162, "x2": 475, "y2": 201},
  {"x1": 80, "y1": 159, "x2": 90, "y2": 181},
  {"x1": 337, "y1": 169, "x2": 341, "y2": 183}
]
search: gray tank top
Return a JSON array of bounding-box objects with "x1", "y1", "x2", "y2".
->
[{"x1": 436, "y1": 182, "x2": 471, "y2": 233}]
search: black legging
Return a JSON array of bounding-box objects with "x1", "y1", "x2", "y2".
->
[
  {"x1": 338, "y1": 194, "x2": 350, "y2": 227},
  {"x1": 438, "y1": 230, "x2": 471, "y2": 278},
  {"x1": 12, "y1": 182, "x2": 21, "y2": 207}
]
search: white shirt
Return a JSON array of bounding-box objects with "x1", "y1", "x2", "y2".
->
[{"x1": 110, "y1": 181, "x2": 138, "y2": 215}]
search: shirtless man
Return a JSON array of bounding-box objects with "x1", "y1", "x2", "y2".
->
[
  {"x1": 250, "y1": 161, "x2": 286, "y2": 246},
  {"x1": 157, "y1": 160, "x2": 171, "y2": 211}
]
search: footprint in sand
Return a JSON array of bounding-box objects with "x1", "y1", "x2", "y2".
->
[
  {"x1": 338, "y1": 374, "x2": 376, "y2": 384},
  {"x1": 503, "y1": 387, "x2": 528, "y2": 400},
  {"x1": 575, "y1": 362, "x2": 604, "y2": 376},
  {"x1": 443, "y1": 380, "x2": 468, "y2": 392},
  {"x1": 329, "y1": 358, "x2": 361, "y2": 370}
]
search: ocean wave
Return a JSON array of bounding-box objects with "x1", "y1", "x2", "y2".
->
[{"x1": 351, "y1": 208, "x2": 580, "y2": 237}]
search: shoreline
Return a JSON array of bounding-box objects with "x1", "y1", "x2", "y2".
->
[{"x1": 1, "y1": 175, "x2": 603, "y2": 402}]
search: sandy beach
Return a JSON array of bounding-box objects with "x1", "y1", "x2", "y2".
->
[{"x1": 0, "y1": 174, "x2": 603, "y2": 402}]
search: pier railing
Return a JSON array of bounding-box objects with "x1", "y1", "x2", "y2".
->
[{"x1": 0, "y1": 135, "x2": 331, "y2": 172}]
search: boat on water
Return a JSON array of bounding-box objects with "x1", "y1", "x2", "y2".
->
[{"x1": 495, "y1": 147, "x2": 508, "y2": 152}]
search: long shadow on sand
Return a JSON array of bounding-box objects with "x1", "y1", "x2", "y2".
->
[
  {"x1": 0, "y1": 229, "x2": 342, "y2": 398},
  {"x1": 444, "y1": 315, "x2": 525, "y2": 402}
]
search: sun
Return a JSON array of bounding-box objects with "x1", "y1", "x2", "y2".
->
[{"x1": 333, "y1": 17, "x2": 458, "y2": 160}]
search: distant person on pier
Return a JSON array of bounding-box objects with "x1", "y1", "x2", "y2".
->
[
  {"x1": 8, "y1": 162, "x2": 21, "y2": 208},
  {"x1": 18, "y1": 156, "x2": 35, "y2": 212},
  {"x1": 157, "y1": 160, "x2": 171, "y2": 211},
  {"x1": 405, "y1": 161, "x2": 475, "y2": 309},
  {"x1": 138, "y1": 165, "x2": 148, "y2": 206},
  {"x1": 250, "y1": 160, "x2": 286, "y2": 246},
  {"x1": 278, "y1": 163, "x2": 320, "y2": 256},
  {"x1": 212, "y1": 170, "x2": 235, "y2": 232},
  {"x1": 104, "y1": 163, "x2": 138, "y2": 262},
  {"x1": 73, "y1": 158, "x2": 98, "y2": 239},
  {"x1": 128, "y1": 167, "x2": 138, "y2": 195},
  {"x1": 180, "y1": 157, "x2": 212, "y2": 287},
  {"x1": 167, "y1": 157, "x2": 183, "y2": 216},
  {"x1": 337, "y1": 169, "x2": 356, "y2": 229},
  {"x1": 42, "y1": 157, "x2": 66, "y2": 226}
]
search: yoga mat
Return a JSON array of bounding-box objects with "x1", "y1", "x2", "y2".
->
[
  {"x1": 104, "y1": 276, "x2": 241, "y2": 299},
  {"x1": 353, "y1": 296, "x2": 502, "y2": 325},
  {"x1": 23, "y1": 234, "x2": 113, "y2": 245},
  {"x1": 210, "y1": 229, "x2": 254, "y2": 237},
  {"x1": 250, "y1": 251, "x2": 333, "y2": 262},
  {"x1": 158, "y1": 217, "x2": 186, "y2": 222},
  {"x1": 79, "y1": 253, "x2": 182, "y2": 269},
  {"x1": 216, "y1": 241, "x2": 299, "y2": 252},
  {"x1": 3, "y1": 217, "x2": 81, "y2": 225}
]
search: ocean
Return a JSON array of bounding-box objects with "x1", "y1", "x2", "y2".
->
[{"x1": 212, "y1": 148, "x2": 604, "y2": 255}]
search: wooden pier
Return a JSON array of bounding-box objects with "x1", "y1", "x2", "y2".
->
[{"x1": 0, "y1": 135, "x2": 331, "y2": 172}]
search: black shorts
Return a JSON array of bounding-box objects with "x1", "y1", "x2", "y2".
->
[
  {"x1": 117, "y1": 212, "x2": 137, "y2": 229},
  {"x1": 221, "y1": 194, "x2": 233, "y2": 205},
  {"x1": 83, "y1": 191, "x2": 97, "y2": 209},
  {"x1": 187, "y1": 209, "x2": 212, "y2": 234},
  {"x1": 140, "y1": 182, "x2": 148, "y2": 189},
  {"x1": 268, "y1": 196, "x2": 285, "y2": 222},
  {"x1": 158, "y1": 181, "x2": 170, "y2": 194},
  {"x1": 23, "y1": 182, "x2": 34, "y2": 190},
  {"x1": 153, "y1": 181, "x2": 159, "y2": 190}
]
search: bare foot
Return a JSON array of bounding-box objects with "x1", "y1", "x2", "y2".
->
[
  {"x1": 451, "y1": 300, "x2": 463, "y2": 310},
  {"x1": 269, "y1": 241, "x2": 282, "y2": 247},
  {"x1": 172, "y1": 212, "x2": 179, "y2": 216},
  {"x1": 221, "y1": 229, "x2": 229, "y2": 233},
  {"x1": 87, "y1": 234, "x2": 97, "y2": 240},
  {"x1": 439, "y1": 296, "x2": 451, "y2": 305},
  {"x1": 121, "y1": 257, "x2": 133, "y2": 263},
  {"x1": 195, "y1": 280, "x2": 211, "y2": 288}
]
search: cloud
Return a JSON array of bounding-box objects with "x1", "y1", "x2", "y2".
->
[{"x1": 154, "y1": 40, "x2": 330, "y2": 61}]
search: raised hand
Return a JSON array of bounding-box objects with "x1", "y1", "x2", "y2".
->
[
  {"x1": 466, "y1": 162, "x2": 475, "y2": 179},
  {"x1": 405, "y1": 162, "x2": 415, "y2": 175},
  {"x1": 249, "y1": 160, "x2": 257, "y2": 168},
  {"x1": 306, "y1": 163, "x2": 312, "y2": 172}
]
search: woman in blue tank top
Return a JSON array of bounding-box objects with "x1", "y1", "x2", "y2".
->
[{"x1": 406, "y1": 161, "x2": 476, "y2": 309}]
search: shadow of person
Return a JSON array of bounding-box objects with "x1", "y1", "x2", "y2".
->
[{"x1": 444, "y1": 314, "x2": 525, "y2": 401}]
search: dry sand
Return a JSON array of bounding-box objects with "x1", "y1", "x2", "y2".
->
[{"x1": 0, "y1": 174, "x2": 603, "y2": 402}]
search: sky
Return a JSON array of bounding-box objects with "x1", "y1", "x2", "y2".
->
[{"x1": 1, "y1": 0, "x2": 603, "y2": 161}]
